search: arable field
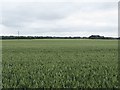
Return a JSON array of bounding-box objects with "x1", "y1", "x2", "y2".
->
[{"x1": 2, "y1": 39, "x2": 119, "y2": 88}]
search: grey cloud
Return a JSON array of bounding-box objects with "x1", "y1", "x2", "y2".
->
[
  {"x1": 1, "y1": 2, "x2": 118, "y2": 37},
  {"x1": 2, "y1": 2, "x2": 117, "y2": 27},
  {"x1": 2, "y1": 2, "x2": 79, "y2": 27}
]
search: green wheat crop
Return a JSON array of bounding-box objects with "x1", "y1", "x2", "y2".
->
[{"x1": 2, "y1": 39, "x2": 119, "y2": 88}]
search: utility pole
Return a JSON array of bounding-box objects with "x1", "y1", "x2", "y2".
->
[{"x1": 18, "y1": 30, "x2": 19, "y2": 40}]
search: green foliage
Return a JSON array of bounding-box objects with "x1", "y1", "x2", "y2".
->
[{"x1": 2, "y1": 39, "x2": 119, "y2": 88}]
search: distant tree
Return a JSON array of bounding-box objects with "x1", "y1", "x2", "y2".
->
[{"x1": 89, "y1": 35, "x2": 104, "y2": 39}]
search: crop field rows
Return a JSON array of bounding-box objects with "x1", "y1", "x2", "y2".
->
[{"x1": 2, "y1": 39, "x2": 119, "y2": 88}]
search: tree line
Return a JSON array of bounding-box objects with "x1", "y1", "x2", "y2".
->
[{"x1": 1, "y1": 35, "x2": 119, "y2": 40}]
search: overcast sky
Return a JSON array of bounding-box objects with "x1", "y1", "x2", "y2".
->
[{"x1": 1, "y1": 0, "x2": 118, "y2": 37}]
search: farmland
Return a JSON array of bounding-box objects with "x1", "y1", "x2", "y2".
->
[{"x1": 2, "y1": 39, "x2": 119, "y2": 88}]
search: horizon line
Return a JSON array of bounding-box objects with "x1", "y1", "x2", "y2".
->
[{"x1": 1, "y1": 35, "x2": 119, "y2": 38}]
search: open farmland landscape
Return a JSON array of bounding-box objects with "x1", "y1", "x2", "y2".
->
[{"x1": 2, "y1": 39, "x2": 119, "y2": 88}]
